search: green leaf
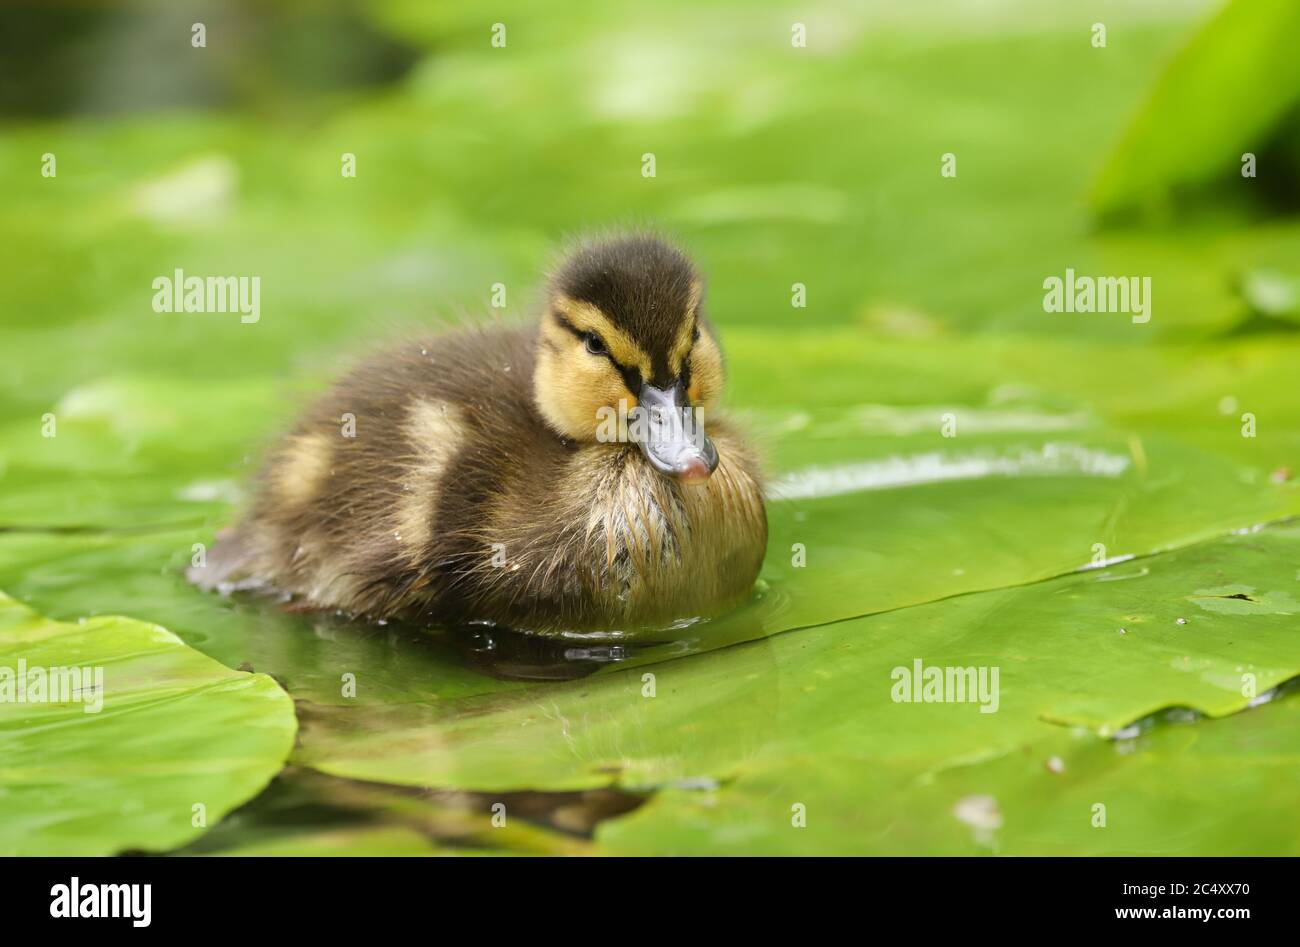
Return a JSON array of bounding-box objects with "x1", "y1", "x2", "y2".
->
[
  {"x1": 0, "y1": 529, "x2": 529, "y2": 708},
  {"x1": 0, "y1": 376, "x2": 285, "y2": 530},
  {"x1": 292, "y1": 522, "x2": 1300, "y2": 795},
  {"x1": 1091, "y1": 0, "x2": 1300, "y2": 218},
  {"x1": 598, "y1": 690, "x2": 1300, "y2": 855},
  {"x1": 0, "y1": 593, "x2": 297, "y2": 856}
]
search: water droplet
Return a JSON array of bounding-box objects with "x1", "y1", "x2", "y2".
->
[{"x1": 953, "y1": 794, "x2": 1002, "y2": 839}]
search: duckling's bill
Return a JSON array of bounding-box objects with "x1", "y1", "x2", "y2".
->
[{"x1": 632, "y1": 379, "x2": 719, "y2": 484}]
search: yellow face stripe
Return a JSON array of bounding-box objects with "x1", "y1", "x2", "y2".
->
[
  {"x1": 553, "y1": 295, "x2": 652, "y2": 379},
  {"x1": 668, "y1": 279, "x2": 704, "y2": 375},
  {"x1": 687, "y1": 324, "x2": 724, "y2": 409}
]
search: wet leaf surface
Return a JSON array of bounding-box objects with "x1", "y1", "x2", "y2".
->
[
  {"x1": 0, "y1": 594, "x2": 296, "y2": 855},
  {"x1": 291, "y1": 524, "x2": 1300, "y2": 799},
  {"x1": 598, "y1": 686, "x2": 1300, "y2": 855}
]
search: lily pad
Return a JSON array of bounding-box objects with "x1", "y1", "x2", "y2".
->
[
  {"x1": 0, "y1": 529, "x2": 531, "y2": 707},
  {"x1": 292, "y1": 522, "x2": 1300, "y2": 794},
  {"x1": 598, "y1": 689, "x2": 1300, "y2": 855},
  {"x1": 0, "y1": 593, "x2": 297, "y2": 855},
  {"x1": 0, "y1": 376, "x2": 288, "y2": 530}
]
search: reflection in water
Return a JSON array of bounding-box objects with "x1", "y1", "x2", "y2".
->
[
  {"x1": 445, "y1": 621, "x2": 620, "y2": 681},
  {"x1": 447, "y1": 622, "x2": 644, "y2": 682},
  {"x1": 174, "y1": 767, "x2": 646, "y2": 855},
  {"x1": 441, "y1": 618, "x2": 732, "y2": 682},
  {"x1": 224, "y1": 579, "x2": 783, "y2": 686},
  {"x1": 294, "y1": 621, "x2": 784, "y2": 795}
]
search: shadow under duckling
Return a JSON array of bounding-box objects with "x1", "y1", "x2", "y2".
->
[{"x1": 191, "y1": 234, "x2": 768, "y2": 636}]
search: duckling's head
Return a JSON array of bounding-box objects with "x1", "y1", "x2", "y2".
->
[{"x1": 533, "y1": 235, "x2": 725, "y2": 483}]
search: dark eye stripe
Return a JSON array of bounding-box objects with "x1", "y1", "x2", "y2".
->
[
  {"x1": 552, "y1": 311, "x2": 642, "y2": 391},
  {"x1": 683, "y1": 320, "x2": 700, "y2": 378}
]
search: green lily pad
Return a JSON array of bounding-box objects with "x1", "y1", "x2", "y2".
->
[
  {"x1": 0, "y1": 376, "x2": 287, "y2": 530},
  {"x1": 598, "y1": 689, "x2": 1300, "y2": 855},
  {"x1": 0, "y1": 592, "x2": 297, "y2": 855},
  {"x1": 292, "y1": 522, "x2": 1300, "y2": 794},
  {"x1": 0, "y1": 529, "x2": 530, "y2": 708}
]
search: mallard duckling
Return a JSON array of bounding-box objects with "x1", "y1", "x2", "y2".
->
[{"x1": 192, "y1": 234, "x2": 767, "y2": 634}]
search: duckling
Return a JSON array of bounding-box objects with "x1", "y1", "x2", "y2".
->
[{"x1": 191, "y1": 234, "x2": 768, "y2": 635}]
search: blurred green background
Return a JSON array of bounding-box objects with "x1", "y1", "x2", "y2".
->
[{"x1": 3, "y1": 0, "x2": 1300, "y2": 856}]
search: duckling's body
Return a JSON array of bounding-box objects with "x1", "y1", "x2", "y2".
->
[{"x1": 194, "y1": 236, "x2": 767, "y2": 634}]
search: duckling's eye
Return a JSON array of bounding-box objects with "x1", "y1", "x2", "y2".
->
[
  {"x1": 583, "y1": 332, "x2": 608, "y2": 356},
  {"x1": 692, "y1": 324, "x2": 701, "y2": 343}
]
